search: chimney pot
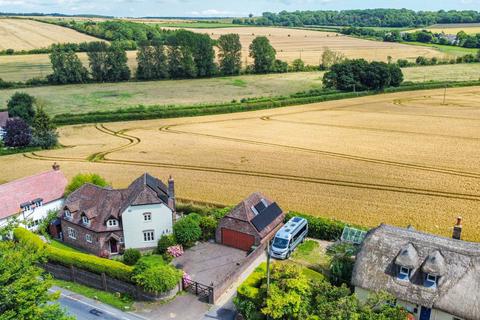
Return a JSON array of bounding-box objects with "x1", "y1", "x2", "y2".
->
[
  {"x1": 52, "y1": 162, "x2": 60, "y2": 171},
  {"x1": 452, "y1": 216, "x2": 463, "y2": 240}
]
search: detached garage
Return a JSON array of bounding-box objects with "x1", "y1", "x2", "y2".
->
[{"x1": 216, "y1": 192, "x2": 285, "y2": 251}]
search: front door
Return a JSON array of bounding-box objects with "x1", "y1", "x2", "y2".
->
[
  {"x1": 420, "y1": 307, "x2": 431, "y2": 320},
  {"x1": 109, "y1": 239, "x2": 118, "y2": 253}
]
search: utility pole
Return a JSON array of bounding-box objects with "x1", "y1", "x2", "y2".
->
[
  {"x1": 442, "y1": 85, "x2": 447, "y2": 105},
  {"x1": 265, "y1": 240, "x2": 271, "y2": 320}
]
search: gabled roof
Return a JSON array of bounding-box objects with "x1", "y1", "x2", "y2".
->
[
  {"x1": 0, "y1": 111, "x2": 8, "y2": 128},
  {"x1": 63, "y1": 173, "x2": 171, "y2": 232},
  {"x1": 226, "y1": 192, "x2": 285, "y2": 238},
  {"x1": 352, "y1": 224, "x2": 480, "y2": 320},
  {"x1": 0, "y1": 169, "x2": 67, "y2": 220}
]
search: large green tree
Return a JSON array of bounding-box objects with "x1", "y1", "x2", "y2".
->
[
  {"x1": 31, "y1": 107, "x2": 58, "y2": 149},
  {"x1": 167, "y1": 46, "x2": 197, "y2": 79},
  {"x1": 217, "y1": 34, "x2": 242, "y2": 75},
  {"x1": 65, "y1": 173, "x2": 109, "y2": 196},
  {"x1": 7, "y1": 92, "x2": 36, "y2": 124},
  {"x1": 105, "y1": 42, "x2": 131, "y2": 82},
  {"x1": 87, "y1": 41, "x2": 110, "y2": 82},
  {"x1": 0, "y1": 241, "x2": 73, "y2": 320},
  {"x1": 48, "y1": 45, "x2": 89, "y2": 84},
  {"x1": 136, "y1": 44, "x2": 169, "y2": 80},
  {"x1": 249, "y1": 36, "x2": 276, "y2": 74}
]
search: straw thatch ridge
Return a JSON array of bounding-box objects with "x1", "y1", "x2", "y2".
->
[{"x1": 352, "y1": 224, "x2": 480, "y2": 320}]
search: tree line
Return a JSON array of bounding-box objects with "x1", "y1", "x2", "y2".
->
[
  {"x1": 233, "y1": 9, "x2": 480, "y2": 28},
  {"x1": 48, "y1": 30, "x2": 291, "y2": 84},
  {"x1": 342, "y1": 27, "x2": 480, "y2": 49}
]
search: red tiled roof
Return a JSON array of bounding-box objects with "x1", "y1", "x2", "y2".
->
[
  {"x1": 0, "y1": 169, "x2": 68, "y2": 220},
  {"x1": 0, "y1": 112, "x2": 9, "y2": 127}
]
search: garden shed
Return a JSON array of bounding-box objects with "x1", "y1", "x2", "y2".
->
[{"x1": 216, "y1": 192, "x2": 285, "y2": 251}]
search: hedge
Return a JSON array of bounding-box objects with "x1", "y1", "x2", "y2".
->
[
  {"x1": 236, "y1": 263, "x2": 266, "y2": 303},
  {"x1": 284, "y1": 212, "x2": 368, "y2": 241},
  {"x1": 13, "y1": 228, "x2": 134, "y2": 282}
]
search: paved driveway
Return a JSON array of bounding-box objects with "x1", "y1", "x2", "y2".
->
[{"x1": 173, "y1": 242, "x2": 247, "y2": 286}]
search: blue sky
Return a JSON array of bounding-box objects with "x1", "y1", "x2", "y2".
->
[{"x1": 0, "y1": 0, "x2": 479, "y2": 17}]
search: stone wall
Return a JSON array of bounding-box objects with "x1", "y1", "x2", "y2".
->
[{"x1": 43, "y1": 262, "x2": 180, "y2": 301}]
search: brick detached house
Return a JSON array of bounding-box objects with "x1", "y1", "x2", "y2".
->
[
  {"x1": 0, "y1": 163, "x2": 67, "y2": 230},
  {"x1": 352, "y1": 219, "x2": 480, "y2": 320},
  {"x1": 60, "y1": 173, "x2": 176, "y2": 256},
  {"x1": 216, "y1": 192, "x2": 284, "y2": 251}
]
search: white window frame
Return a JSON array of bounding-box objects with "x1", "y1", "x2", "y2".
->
[
  {"x1": 85, "y1": 234, "x2": 92, "y2": 243},
  {"x1": 107, "y1": 219, "x2": 118, "y2": 228},
  {"x1": 143, "y1": 212, "x2": 152, "y2": 222},
  {"x1": 64, "y1": 210, "x2": 72, "y2": 219},
  {"x1": 143, "y1": 230, "x2": 155, "y2": 242},
  {"x1": 82, "y1": 216, "x2": 90, "y2": 225},
  {"x1": 67, "y1": 227, "x2": 77, "y2": 240},
  {"x1": 425, "y1": 274, "x2": 438, "y2": 288},
  {"x1": 398, "y1": 266, "x2": 410, "y2": 280}
]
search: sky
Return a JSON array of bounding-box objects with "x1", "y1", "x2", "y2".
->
[{"x1": 0, "y1": 0, "x2": 479, "y2": 17}]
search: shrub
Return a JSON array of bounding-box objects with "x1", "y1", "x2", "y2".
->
[
  {"x1": 65, "y1": 173, "x2": 109, "y2": 196},
  {"x1": 3, "y1": 118, "x2": 32, "y2": 148},
  {"x1": 13, "y1": 228, "x2": 134, "y2": 282},
  {"x1": 199, "y1": 215, "x2": 217, "y2": 240},
  {"x1": 132, "y1": 264, "x2": 182, "y2": 294},
  {"x1": 7, "y1": 92, "x2": 36, "y2": 124},
  {"x1": 173, "y1": 214, "x2": 202, "y2": 248},
  {"x1": 157, "y1": 234, "x2": 176, "y2": 254},
  {"x1": 123, "y1": 248, "x2": 141, "y2": 266},
  {"x1": 285, "y1": 212, "x2": 367, "y2": 241}
]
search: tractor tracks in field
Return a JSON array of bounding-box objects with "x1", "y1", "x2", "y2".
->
[{"x1": 161, "y1": 124, "x2": 480, "y2": 180}]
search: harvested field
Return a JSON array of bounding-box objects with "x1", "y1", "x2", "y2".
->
[
  {"x1": 1, "y1": 87, "x2": 479, "y2": 241},
  {"x1": 0, "y1": 18, "x2": 101, "y2": 51},
  {"x1": 419, "y1": 23, "x2": 480, "y2": 35},
  {"x1": 162, "y1": 26, "x2": 443, "y2": 64},
  {"x1": 1, "y1": 64, "x2": 480, "y2": 115}
]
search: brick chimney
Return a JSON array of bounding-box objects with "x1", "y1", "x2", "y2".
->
[
  {"x1": 167, "y1": 175, "x2": 176, "y2": 222},
  {"x1": 452, "y1": 217, "x2": 462, "y2": 240},
  {"x1": 52, "y1": 162, "x2": 60, "y2": 171}
]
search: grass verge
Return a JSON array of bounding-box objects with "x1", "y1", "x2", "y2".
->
[
  {"x1": 0, "y1": 146, "x2": 42, "y2": 156},
  {"x1": 52, "y1": 279, "x2": 135, "y2": 311}
]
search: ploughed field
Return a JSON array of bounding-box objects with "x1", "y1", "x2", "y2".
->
[
  {"x1": 0, "y1": 18, "x2": 101, "y2": 51},
  {"x1": 2, "y1": 87, "x2": 480, "y2": 241}
]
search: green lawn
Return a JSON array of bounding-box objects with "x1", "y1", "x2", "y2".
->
[
  {"x1": 51, "y1": 279, "x2": 134, "y2": 311},
  {"x1": 137, "y1": 254, "x2": 165, "y2": 267},
  {"x1": 49, "y1": 239, "x2": 88, "y2": 253},
  {"x1": 291, "y1": 240, "x2": 331, "y2": 273}
]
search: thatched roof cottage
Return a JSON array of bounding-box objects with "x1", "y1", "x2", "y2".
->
[{"x1": 352, "y1": 220, "x2": 479, "y2": 320}]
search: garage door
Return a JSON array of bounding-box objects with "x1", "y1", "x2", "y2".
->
[{"x1": 221, "y1": 228, "x2": 255, "y2": 251}]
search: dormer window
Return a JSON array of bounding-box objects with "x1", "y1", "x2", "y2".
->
[
  {"x1": 397, "y1": 266, "x2": 411, "y2": 281},
  {"x1": 32, "y1": 198, "x2": 43, "y2": 207},
  {"x1": 424, "y1": 274, "x2": 438, "y2": 288},
  {"x1": 82, "y1": 216, "x2": 90, "y2": 225},
  {"x1": 20, "y1": 203, "x2": 31, "y2": 212},
  {"x1": 64, "y1": 210, "x2": 72, "y2": 219},
  {"x1": 107, "y1": 219, "x2": 118, "y2": 227}
]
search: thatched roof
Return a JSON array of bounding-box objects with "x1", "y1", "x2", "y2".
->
[
  {"x1": 395, "y1": 243, "x2": 419, "y2": 269},
  {"x1": 352, "y1": 224, "x2": 480, "y2": 320}
]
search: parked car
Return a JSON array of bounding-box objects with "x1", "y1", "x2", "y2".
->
[{"x1": 269, "y1": 217, "x2": 308, "y2": 259}]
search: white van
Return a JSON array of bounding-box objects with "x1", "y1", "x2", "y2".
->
[{"x1": 270, "y1": 217, "x2": 308, "y2": 259}]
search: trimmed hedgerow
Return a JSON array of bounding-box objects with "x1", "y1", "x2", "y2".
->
[
  {"x1": 13, "y1": 228, "x2": 134, "y2": 282},
  {"x1": 284, "y1": 212, "x2": 367, "y2": 241}
]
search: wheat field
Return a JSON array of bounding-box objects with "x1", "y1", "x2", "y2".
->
[
  {"x1": 163, "y1": 26, "x2": 443, "y2": 64},
  {"x1": 0, "y1": 18, "x2": 101, "y2": 51},
  {"x1": 1, "y1": 87, "x2": 479, "y2": 240}
]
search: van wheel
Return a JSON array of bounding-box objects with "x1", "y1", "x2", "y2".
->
[{"x1": 286, "y1": 252, "x2": 291, "y2": 259}]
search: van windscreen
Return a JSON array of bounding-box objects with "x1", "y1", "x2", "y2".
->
[{"x1": 272, "y1": 237, "x2": 289, "y2": 249}]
